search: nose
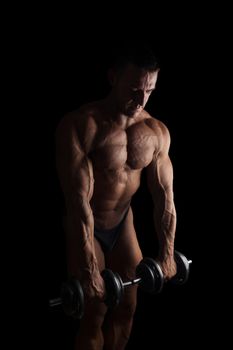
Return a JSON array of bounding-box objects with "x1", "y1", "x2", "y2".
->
[{"x1": 135, "y1": 91, "x2": 146, "y2": 108}]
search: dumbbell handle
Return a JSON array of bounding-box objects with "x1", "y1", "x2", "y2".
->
[
  {"x1": 49, "y1": 297, "x2": 62, "y2": 307},
  {"x1": 122, "y1": 277, "x2": 141, "y2": 287}
]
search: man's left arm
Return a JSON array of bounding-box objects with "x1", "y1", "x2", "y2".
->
[{"x1": 146, "y1": 123, "x2": 177, "y2": 279}]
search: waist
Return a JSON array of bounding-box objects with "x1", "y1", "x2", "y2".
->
[{"x1": 92, "y1": 203, "x2": 131, "y2": 231}]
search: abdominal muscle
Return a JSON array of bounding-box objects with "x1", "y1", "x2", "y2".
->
[{"x1": 90, "y1": 167, "x2": 142, "y2": 229}]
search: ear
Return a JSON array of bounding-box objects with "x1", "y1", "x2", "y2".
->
[{"x1": 107, "y1": 68, "x2": 117, "y2": 86}]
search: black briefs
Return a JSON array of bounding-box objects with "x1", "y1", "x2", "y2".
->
[{"x1": 94, "y1": 208, "x2": 130, "y2": 253}]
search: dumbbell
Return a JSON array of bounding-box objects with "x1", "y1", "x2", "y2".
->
[
  {"x1": 135, "y1": 250, "x2": 192, "y2": 293},
  {"x1": 49, "y1": 258, "x2": 164, "y2": 319}
]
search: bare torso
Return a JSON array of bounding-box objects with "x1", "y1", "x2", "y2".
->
[{"x1": 69, "y1": 100, "x2": 161, "y2": 229}]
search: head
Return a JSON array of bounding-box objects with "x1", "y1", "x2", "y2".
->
[{"x1": 108, "y1": 41, "x2": 160, "y2": 117}]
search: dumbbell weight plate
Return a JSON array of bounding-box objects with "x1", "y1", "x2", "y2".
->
[
  {"x1": 61, "y1": 278, "x2": 84, "y2": 319},
  {"x1": 136, "y1": 258, "x2": 164, "y2": 294},
  {"x1": 172, "y1": 250, "x2": 190, "y2": 285},
  {"x1": 101, "y1": 269, "x2": 124, "y2": 308}
]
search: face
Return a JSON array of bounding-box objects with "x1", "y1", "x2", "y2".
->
[{"x1": 111, "y1": 63, "x2": 159, "y2": 117}]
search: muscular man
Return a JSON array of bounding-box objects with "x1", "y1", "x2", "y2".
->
[{"x1": 55, "y1": 43, "x2": 177, "y2": 349}]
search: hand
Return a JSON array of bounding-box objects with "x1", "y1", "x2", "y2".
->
[
  {"x1": 157, "y1": 255, "x2": 177, "y2": 281},
  {"x1": 79, "y1": 268, "x2": 106, "y2": 301}
]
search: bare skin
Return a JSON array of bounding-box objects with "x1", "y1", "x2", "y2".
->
[{"x1": 55, "y1": 63, "x2": 177, "y2": 349}]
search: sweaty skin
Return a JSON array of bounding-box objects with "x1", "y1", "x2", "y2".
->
[{"x1": 55, "y1": 63, "x2": 177, "y2": 350}]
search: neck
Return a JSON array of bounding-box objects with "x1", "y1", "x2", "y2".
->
[{"x1": 103, "y1": 93, "x2": 137, "y2": 128}]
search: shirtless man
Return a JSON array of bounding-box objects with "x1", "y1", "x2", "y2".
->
[{"x1": 55, "y1": 43, "x2": 177, "y2": 350}]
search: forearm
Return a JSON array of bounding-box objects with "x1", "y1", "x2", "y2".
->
[
  {"x1": 153, "y1": 187, "x2": 177, "y2": 259},
  {"x1": 65, "y1": 197, "x2": 99, "y2": 279}
]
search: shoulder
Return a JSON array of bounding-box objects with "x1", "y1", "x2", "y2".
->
[
  {"x1": 56, "y1": 102, "x2": 99, "y2": 134},
  {"x1": 56, "y1": 102, "x2": 100, "y2": 153},
  {"x1": 143, "y1": 112, "x2": 170, "y2": 140},
  {"x1": 141, "y1": 112, "x2": 171, "y2": 153}
]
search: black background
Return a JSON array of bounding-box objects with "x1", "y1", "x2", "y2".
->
[{"x1": 12, "y1": 7, "x2": 228, "y2": 349}]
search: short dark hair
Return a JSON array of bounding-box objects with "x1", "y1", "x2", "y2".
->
[{"x1": 109, "y1": 40, "x2": 160, "y2": 72}]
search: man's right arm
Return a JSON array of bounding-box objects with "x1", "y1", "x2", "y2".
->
[{"x1": 55, "y1": 116, "x2": 104, "y2": 299}]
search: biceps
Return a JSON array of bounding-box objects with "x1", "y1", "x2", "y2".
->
[
  {"x1": 56, "y1": 151, "x2": 94, "y2": 203},
  {"x1": 147, "y1": 156, "x2": 174, "y2": 195},
  {"x1": 157, "y1": 156, "x2": 174, "y2": 191},
  {"x1": 147, "y1": 156, "x2": 175, "y2": 216},
  {"x1": 71, "y1": 157, "x2": 94, "y2": 200}
]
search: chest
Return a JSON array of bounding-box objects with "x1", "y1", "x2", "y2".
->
[{"x1": 91, "y1": 122, "x2": 157, "y2": 170}]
